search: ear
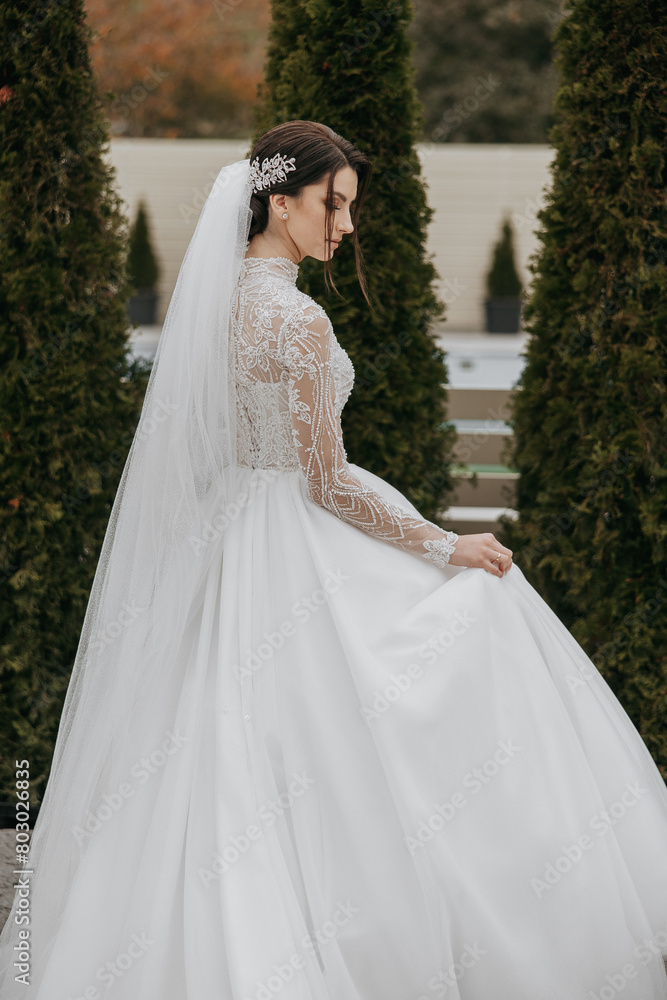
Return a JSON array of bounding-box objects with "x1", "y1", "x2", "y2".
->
[{"x1": 269, "y1": 192, "x2": 288, "y2": 217}]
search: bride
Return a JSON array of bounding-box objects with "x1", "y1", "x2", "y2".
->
[{"x1": 1, "y1": 119, "x2": 667, "y2": 1000}]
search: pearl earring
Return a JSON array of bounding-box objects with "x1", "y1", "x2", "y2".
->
[{"x1": 282, "y1": 213, "x2": 288, "y2": 219}]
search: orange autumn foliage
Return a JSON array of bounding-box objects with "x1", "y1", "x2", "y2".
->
[{"x1": 84, "y1": 0, "x2": 270, "y2": 137}]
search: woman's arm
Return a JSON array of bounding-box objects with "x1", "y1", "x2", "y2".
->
[{"x1": 279, "y1": 302, "x2": 460, "y2": 569}]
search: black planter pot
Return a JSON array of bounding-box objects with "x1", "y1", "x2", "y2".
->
[
  {"x1": 127, "y1": 290, "x2": 158, "y2": 326},
  {"x1": 484, "y1": 296, "x2": 522, "y2": 333}
]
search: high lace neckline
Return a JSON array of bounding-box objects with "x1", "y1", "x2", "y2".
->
[{"x1": 242, "y1": 255, "x2": 299, "y2": 284}]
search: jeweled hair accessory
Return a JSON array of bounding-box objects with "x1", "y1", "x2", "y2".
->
[{"x1": 249, "y1": 152, "x2": 297, "y2": 193}]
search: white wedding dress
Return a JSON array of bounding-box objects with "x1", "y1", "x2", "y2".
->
[{"x1": 3, "y1": 254, "x2": 667, "y2": 1000}]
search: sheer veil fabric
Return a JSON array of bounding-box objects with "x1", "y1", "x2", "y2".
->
[
  {"x1": 0, "y1": 158, "x2": 254, "y2": 993},
  {"x1": 1, "y1": 157, "x2": 667, "y2": 999}
]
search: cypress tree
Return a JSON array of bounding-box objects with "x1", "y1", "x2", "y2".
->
[
  {"x1": 487, "y1": 216, "x2": 522, "y2": 298},
  {"x1": 0, "y1": 1, "x2": 149, "y2": 801},
  {"x1": 251, "y1": 0, "x2": 458, "y2": 522},
  {"x1": 127, "y1": 199, "x2": 160, "y2": 292},
  {"x1": 498, "y1": 0, "x2": 667, "y2": 777}
]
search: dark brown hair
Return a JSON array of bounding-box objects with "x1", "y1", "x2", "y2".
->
[{"x1": 248, "y1": 120, "x2": 372, "y2": 305}]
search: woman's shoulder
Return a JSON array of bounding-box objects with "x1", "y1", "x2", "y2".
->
[
  {"x1": 265, "y1": 282, "x2": 332, "y2": 334},
  {"x1": 294, "y1": 289, "x2": 331, "y2": 325},
  {"x1": 276, "y1": 292, "x2": 337, "y2": 365},
  {"x1": 239, "y1": 258, "x2": 334, "y2": 344}
]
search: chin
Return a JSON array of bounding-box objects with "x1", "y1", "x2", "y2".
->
[{"x1": 306, "y1": 243, "x2": 337, "y2": 262}]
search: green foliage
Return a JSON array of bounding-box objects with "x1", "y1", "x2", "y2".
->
[
  {"x1": 251, "y1": 0, "x2": 458, "y2": 522},
  {"x1": 486, "y1": 216, "x2": 523, "y2": 297},
  {"x1": 409, "y1": 0, "x2": 562, "y2": 142},
  {"x1": 0, "y1": 0, "x2": 149, "y2": 802},
  {"x1": 127, "y1": 199, "x2": 160, "y2": 292},
  {"x1": 497, "y1": 0, "x2": 667, "y2": 779}
]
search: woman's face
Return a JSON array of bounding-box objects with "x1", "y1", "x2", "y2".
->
[{"x1": 270, "y1": 165, "x2": 358, "y2": 263}]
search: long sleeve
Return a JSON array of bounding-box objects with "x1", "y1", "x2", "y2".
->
[{"x1": 279, "y1": 303, "x2": 459, "y2": 569}]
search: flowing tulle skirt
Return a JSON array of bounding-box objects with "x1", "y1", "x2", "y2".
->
[{"x1": 4, "y1": 464, "x2": 667, "y2": 1000}]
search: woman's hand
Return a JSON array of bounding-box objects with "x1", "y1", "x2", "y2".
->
[{"x1": 449, "y1": 532, "x2": 513, "y2": 578}]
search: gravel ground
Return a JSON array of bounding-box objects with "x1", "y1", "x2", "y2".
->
[{"x1": 0, "y1": 828, "x2": 27, "y2": 932}]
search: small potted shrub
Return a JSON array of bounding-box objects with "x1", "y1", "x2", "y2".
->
[
  {"x1": 126, "y1": 199, "x2": 160, "y2": 325},
  {"x1": 484, "y1": 215, "x2": 523, "y2": 333}
]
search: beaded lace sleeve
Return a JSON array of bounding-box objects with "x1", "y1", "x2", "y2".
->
[{"x1": 279, "y1": 305, "x2": 459, "y2": 569}]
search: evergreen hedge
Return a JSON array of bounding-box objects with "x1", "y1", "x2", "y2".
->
[
  {"x1": 0, "y1": 0, "x2": 149, "y2": 802},
  {"x1": 251, "y1": 0, "x2": 458, "y2": 523},
  {"x1": 127, "y1": 199, "x2": 160, "y2": 292},
  {"x1": 498, "y1": 0, "x2": 667, "y2": 778},
  {"x1": 486, "y1": 216, "x2": 522, "y2": 298}
]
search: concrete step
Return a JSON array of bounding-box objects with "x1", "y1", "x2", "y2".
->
[
  {"x1": 440, "y1": 505, "x2": 518, "y2": 536},
  {"x1": 443, "y1": 389, "x2": 518, "y2": 525},
  {"x1": 446, "y1": 386, "x2": 517, "y2": 421},
  {"x1": 450, "y1": 418, "x2": 513, "y2": 466},
  {"x1": 450, "y1": 464, "x2": 518, "y2": 508}
]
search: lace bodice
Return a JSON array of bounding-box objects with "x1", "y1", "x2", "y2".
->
[{"x1": 232, "y1": 255, "x2": 459, "y2": 568}]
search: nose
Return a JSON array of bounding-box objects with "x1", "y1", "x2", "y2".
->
[{"x1": 338, "y1": 211, "x2": 354, "y2": 236}]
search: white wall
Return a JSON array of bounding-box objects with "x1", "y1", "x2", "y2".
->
[
  {"x1": 106, "y1": 139, "x2": 555, "y2": 331},
  {"x1": 419, "y1": 143, "x2": 554, "y2": 330}
]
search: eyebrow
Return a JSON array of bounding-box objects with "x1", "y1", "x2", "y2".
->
[{"x1": 333, "y1": 191, "x2": 356, "y2": 203}]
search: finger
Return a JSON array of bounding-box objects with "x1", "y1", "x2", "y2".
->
[
  {"x1": 494, "y1": 544, "x2": 513, "y2": 558},
  {"x1": 487, "y1": 555, "x2": 504, "y2": 577},
  {"x1": 487, "y1": 537, "x2": 513, "y2": 559},
  {"x1": 490, "y1": 550, "x2": 511, "y2": 577},
  {"x1": 489, "y1": 545, "x2": 513, "y2": 568}
]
